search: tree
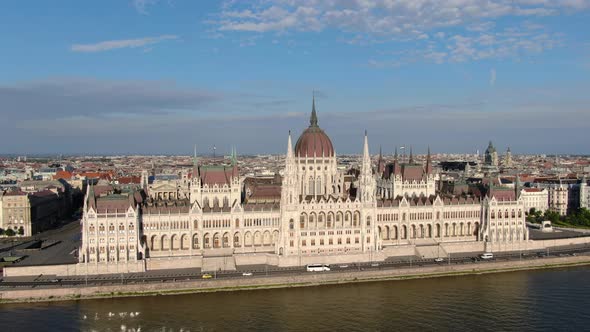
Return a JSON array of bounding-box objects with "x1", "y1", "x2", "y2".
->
[
  {"x1": 17, "y1": 226, "x2": 24, "y2": 236},
  {"x1": 0, "y1": 228, "x2": 4, "y2": 236},
  {"x1": 543, "y1": 210, "x2": 561, "y2": 224},
  {"x1": 5, "y1": 229, "x2": 15, "y2": 237}
]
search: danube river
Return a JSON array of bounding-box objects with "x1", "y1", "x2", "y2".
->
[{"x1": 1, "y1": 266, "x2": 589, "y2": 331}]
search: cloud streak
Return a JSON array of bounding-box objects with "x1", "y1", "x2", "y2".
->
[
  {"x1": 0, "y1": 78, "x2": 218, "y2": 120},
  {"x1": 211, "y1": 1, "x2": 588, "y2": 63},
  {"x1": 71, "y1": 35, "x2": 178, "y2": 52},
  {"x1": 3, "y1": 77, "x2": 589, "y2": 155},
  {"x1": 213, "y1": 1, "x2": 588, "y2": 36}
]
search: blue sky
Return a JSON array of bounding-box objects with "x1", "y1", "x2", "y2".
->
[{"x1": 1, "y1": 0, "x2": 589, "y2": 155}]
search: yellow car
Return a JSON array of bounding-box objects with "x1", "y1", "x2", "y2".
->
[{"x1": 201, "y1": 274, "x2": 213, "y2": 279}]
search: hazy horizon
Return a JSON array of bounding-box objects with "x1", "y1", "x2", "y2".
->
[{"x1": 2, "y1": 1, "x2": 589, "y2": 155}]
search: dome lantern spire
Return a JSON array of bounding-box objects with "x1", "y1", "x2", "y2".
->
[{"x1": 310, "y1": 92, "x2": 318, "y2": 127}]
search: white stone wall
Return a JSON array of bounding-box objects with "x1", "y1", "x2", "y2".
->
[
  {"x1": 79, "y1": 206, "x2": 141, "y2": 264},
  {"x1": 479, "y1": 197, "x2": 528, "y2": 245},
  {"x1": 143, "y1": 209, "x2": 280, "y2": 257},
  {"x1": 520, "y1": 189, "x2": 549, "y2": 214}
]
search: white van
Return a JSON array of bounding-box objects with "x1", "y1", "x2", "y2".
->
[
  {"x1": 306, "y1": 264, "x2": 330, "y2": 272},
  {"x1": 480, "y1": 252, "x2": 494, "y2": 259}
]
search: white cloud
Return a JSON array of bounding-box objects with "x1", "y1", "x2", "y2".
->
[
  {"x1": 133, "y1": 0, "x2": 158, "y2": 15},
  {"x1": 71, "y1": 35, "x2": 178, "y2": 53},
  {"x1": 211, "y1": 0, "x2": 588, "y2": 64},
  {"x1": 213, "y1": 0, "x2": 589, "y2": 37}
]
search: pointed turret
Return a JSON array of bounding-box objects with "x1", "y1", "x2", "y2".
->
[
  {"x1": 515, "y1": 173, "x2": 521, "y2": 199},
  {"x1": 87, "y1": 181, "x2": 96, "y2": 211},
  {"x1": 192, "y1": 145, "x2": 199, "y2": 178},
  {"x1": 359, "y1": 130, "x2": 375, "y2": 203},
  {"x1": 286, "y1": 130, "x2": 294, "y2": 159},
  {"x1": 425, "y1": 146, "x2": 433, "y2": 174},
  {"x1": 230, "y1": 146, "x2": 237, "y2": 165},
  {"x1": 310, "y1": 95, "x2": 318, "y2": 127},
  {"x1": 392, "y1": 146, "x2": 401, "y2": 176},
  {"x1": 409, "y1": 146, "x2": 414, "y2": 164},
  {"x1": 231, "y1": 146, "x2": 239, "y2": 177},
  {"x1": 377, "y1": 145, "x2": 385, "y2": 174},
  {"x1": 362, "y1": 130, "x2": 370, "y2": 162}
]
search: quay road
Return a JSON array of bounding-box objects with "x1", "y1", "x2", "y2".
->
[{"x1": 1, "y1": 243, "x2": 590, "y2": 289}]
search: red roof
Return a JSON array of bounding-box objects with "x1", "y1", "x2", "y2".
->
[
  {"x1": 31, "y1": 189, "x2": 57, "y2": 198},
  {"x1": 4, "y1": 190, "x2": 27, "y2": 196},
  {"x1": 53, "y1": 170, "x2": 73, "y2": 180},
  {"x1": 117, "y1": 176, "x2": 141, "y2": 184},
  {"x1": 295, "y1": 126, "x2": 335, "y2": 158}
]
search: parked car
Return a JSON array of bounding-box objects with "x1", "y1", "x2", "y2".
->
[
  {"x1": 339, "y1": 265, "x2": 349, "y2": 268},
  {"x1": 480, "y1": 253, "x2": 494, "y2": 260},
  {"x1": 434, "y1": 257, "x2": 445, "y2": 263},
  {"x1": 242, "y1": 272, "x2": 253, "y2": 276}
]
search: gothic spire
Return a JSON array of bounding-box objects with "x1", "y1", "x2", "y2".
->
[
  {"x1": 394, "y1": 146, "x2": 398, "y2": 161},
  {"x1": 286, "y1": 130, "x2": 294, "y2": 159},
  {"x1": 363, "y1": 130, "x2": 369, "y2": 160},
  {"x1": 426, "y1": 146, "x2": 433, "y2": 174},
  {"x1": 310, "y1": 94, "x2": 318, "y2": 127},
  {"x1": 409, "y1": 146, "x2": 414, "y2": 164},
  {"x1": 193, "y1": 144, "x2": 198, "y2": 166},
  {"x1": 231, "y1": 146, "x2": 237, "y2": 165},
  {"x1": 377, "y1": 145, "x2": 385, "y2": 174}
]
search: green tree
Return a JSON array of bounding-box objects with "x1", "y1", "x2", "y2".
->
[
  {"x1": 5, "y1": 229, "x2": 15, "y2": 236},
  {"x1": 17, "y1": 226, "x2": 24, "y2": 236},
  {"x1": 543, "y1": 210, "x2": 561, "y2": 224},
  {"x1": 0, "y1": 228, "x2": 4, "y2": 235}
]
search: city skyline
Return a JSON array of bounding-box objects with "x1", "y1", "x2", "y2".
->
[{"x1": 1, "y1": 1, "x2": 590, "y2": 155}]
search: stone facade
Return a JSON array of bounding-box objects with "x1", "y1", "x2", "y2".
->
[
  {"x1": 77, "y1": 103, "x2": 529, "y2": 273},
  {"x1": 520, "y1": 188, "x2": 549, "y2": 214},
  {"x1": 1, "y1": 186, "x2": 65, "y2": 237}
]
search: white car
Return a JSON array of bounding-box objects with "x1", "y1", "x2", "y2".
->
[
  {"x1": 242, "y1": 272, "x2": 253, "y2": 276},
  {"x1": 480, "y1": 253, "x2": 494, "y2": 259},
  {"x1": 339, "y1": 265, "x2": 349, "y2": 268},
  {"x1": 434, "y1": 257, "x2": 445, "y2": 262}
]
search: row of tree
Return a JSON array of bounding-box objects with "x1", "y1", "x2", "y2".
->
[
  {"x1": 527, "y1": 208, "x2": 590, "y2": 227},
  {"x1": 0, "y1": 227, "x2": 24, "y2": 236}
]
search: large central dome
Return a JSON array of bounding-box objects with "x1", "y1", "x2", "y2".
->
[{"x1": 294, "y1": 98, "x2": 335, "y2": 158}]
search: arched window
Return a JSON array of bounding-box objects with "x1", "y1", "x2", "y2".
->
[
  {"x1": 366, "y1": 216, "x2": 371, "y2": 226},
  {"x1": 289, "y1": 219, "x2": 294, "y2": 230}
]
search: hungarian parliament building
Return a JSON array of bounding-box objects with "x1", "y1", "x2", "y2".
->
[{"x1": 78, "y1": 99, "x2": 529, "y2": 273}]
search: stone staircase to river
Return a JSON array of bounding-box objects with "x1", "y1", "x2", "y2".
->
[
  {"x1": 201, "y1": 248, "x2": 236, "y2": 272},
  {"x1": 414, "y1": 239, "x2": 447, "y2": 259}
]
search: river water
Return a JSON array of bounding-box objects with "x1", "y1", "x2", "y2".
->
[{"x1": 1, "y1": 266, "x2": 589, "y2": 331}]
